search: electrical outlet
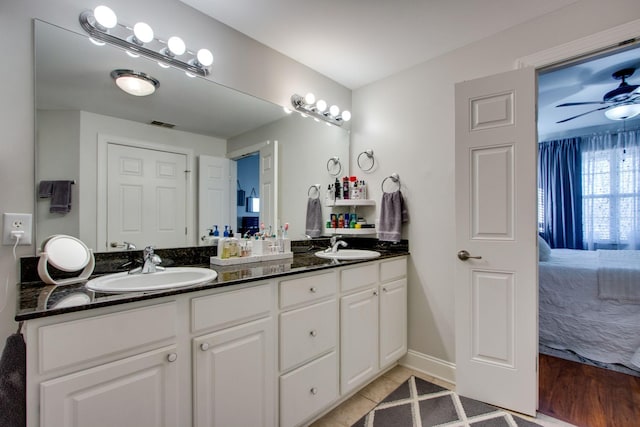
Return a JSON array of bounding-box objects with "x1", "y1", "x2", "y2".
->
[{"x1": 3, "y1": 213, "x2": 32, "y2": 245}]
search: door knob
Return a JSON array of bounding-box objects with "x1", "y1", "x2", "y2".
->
[{"x1": 457, "y1": 250, "x2": 482, "y2": 261}]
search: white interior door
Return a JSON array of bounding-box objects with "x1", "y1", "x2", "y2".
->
[
  {"x1": 259, "y1": 141, "x2": 278, "y2": 231},
  {"x1": 454, "y1": 67, "x2": 538, "y2": 416},
  {"x1": 107, "y1": 143, "x2": 188, "y2": 250},
  {"x1": 198, "y1": 155, "x2": 232, "y2": 243}
]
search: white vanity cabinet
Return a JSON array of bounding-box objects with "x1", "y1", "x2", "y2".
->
[
  {"x1": 340, "y1": 257, "x2": 407, "y2": 395},
  {"x1": 26, "y1": 302, "x2": 181, "y2": 427},
  {"x1": 278, "y1": 270, "x2": 339, "y2": 427},
  {"x1": 191, "y1": 283, "x2": 276, "y2": 427}
]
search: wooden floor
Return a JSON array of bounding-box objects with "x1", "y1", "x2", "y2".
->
[{"x1": 538, "y1": 354, "x2": 640, "y2": 427}]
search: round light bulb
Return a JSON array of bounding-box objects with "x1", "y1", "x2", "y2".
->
[
  {"x1": 196, "y1": 49, "x2": 214, "y2": 67},
  {"x1": 329, "y1": 105, "x2": 340, "y2": 116},
  {"x1": 133, "y1": 22, "x2": 154, "y2": 43},
  {"x1": 167, "y1": 36, "x2": 186, "y2": 56},
  {"x1": 341, "y1": 110, "x2": 351, "y2": 122},
  {"x1": 304, "y1": 93, "x2": 316, "y2": 105},
  {"x1": 316, "y1": 99, "x2": 327, "y2": 112},
  {"x1": 94, "y1": 5, "x2": 117, "y2": 29}
]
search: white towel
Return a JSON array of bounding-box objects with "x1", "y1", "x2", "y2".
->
[
  {"x1": 377, "y1": 190, "x2": 408, "y2": 242},
  {"x1": 305, "y1": 198, "x2": 323, "y2": 238}
]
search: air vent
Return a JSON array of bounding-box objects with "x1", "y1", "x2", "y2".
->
[{"x1": 150, "y1": 120, "x2": 176, "y2": 128}]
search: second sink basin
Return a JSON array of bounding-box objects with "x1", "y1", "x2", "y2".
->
[
  {"x1": 86, "y1": 267, "x2": 218, "y2": 293},
  {"x1": 314, "y1": 249, "x2": 381, "y2": 261}
]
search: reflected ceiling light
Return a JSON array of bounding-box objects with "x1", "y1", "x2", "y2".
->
[
  {"x1": 604, "y1": 104, "x2": 640, "y2": 120},
  {"x1": 79, "y1": 7, "x2": 213, "y2": 77},
  {"x1": 290, "y1": 93, "x2": 352, "y2": 126},
  {"x1": 111, "y1": 69, "x2": 159, "y2": 96}
]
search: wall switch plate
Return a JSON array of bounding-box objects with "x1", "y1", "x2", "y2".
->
[{"x1": 3, "y1": 213, "x2": 33, "y2": 245}]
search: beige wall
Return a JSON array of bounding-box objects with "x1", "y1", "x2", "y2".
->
[
  {"x1": 351, "y1": 0, "x2": 640, "y2": 364},
  {"x1": 0, "y1": 0, "x2": 349, "y2": 346}
]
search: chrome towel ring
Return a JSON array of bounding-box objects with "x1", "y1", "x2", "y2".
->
[
  {"x1": 381, "y1": 173, "x2": 401, "y2": 193},
  {"x1": 357, "y1": 149, "x2": 375, "y2": 172},
  {"x1": 307, "y1": 184, "x2": 321, "y2": 198},
  {"x1": 326, "y1": 156, "x2": 342, "y2": 176}
]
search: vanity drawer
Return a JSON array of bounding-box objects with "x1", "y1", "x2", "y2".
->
[
  {"x1": 191, "y1": 283, "x2": 273, "y2": 333},
  {"x1": 279, "y1": 271, "x2": 336, "y2": 310},
  {"x1": 280, "y1": 351, "x2": 338, "y2": 427},
  {"x1": 380, "y1": 257, "x2": 407, "y2": 282},
  {"x1": 280, "y1": 299, "x2": 337, "y2": 372},
  {"x1": 340, "y1": 262, "x2": 379, "y2": 293},
  {"x1": 39, "y1": 302, "x2": 176, "y2": 374}
]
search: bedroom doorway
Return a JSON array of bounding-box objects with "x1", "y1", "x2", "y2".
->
[{"x1": 534, "y1": 33, "x2": 640, "y2": 425}]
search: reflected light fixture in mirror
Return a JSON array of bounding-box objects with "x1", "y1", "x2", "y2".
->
[
  {"x1": 111, "y1": 69, "x2": 159, "y2": 96},
  {"x1": 79, "y1": 5, "x2": 213, "y2": 77},
  {"x1": 604, "y1": 103, "x2": 640, "y2": 120},
  {"x1": 291, "y1": 93, "x2": 351, "y2": 126}
]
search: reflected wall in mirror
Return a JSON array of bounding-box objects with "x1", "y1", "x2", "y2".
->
[{"x1": 34, "y1": 20, "x2": 349, "y2": 253}]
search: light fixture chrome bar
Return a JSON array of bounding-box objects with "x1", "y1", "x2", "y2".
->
[
  {"x1": 79, "y1": 10, "x2": 209, "y2": 77},
  {"x1": 291, "y1": 94, "x2": 348, "y2": 126}
]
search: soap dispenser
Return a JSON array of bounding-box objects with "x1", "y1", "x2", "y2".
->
[
  {"x1": 212, "y1": 225, "x2": 219, "y2": 237},
  {"x1": 223, "y1": 225, "x2": 229, "y2": 237}
]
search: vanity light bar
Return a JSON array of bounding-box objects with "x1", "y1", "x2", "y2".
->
[
  {"x1": 79, "y1": 6, "x2": 212, "y2": 77},
  {"x1": 290, "y1": 93, "x2": 351, "y2": 126}
]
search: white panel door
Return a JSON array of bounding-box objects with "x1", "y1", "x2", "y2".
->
[
  {"x1": 454, "y1": 67, "x2": 538, "y2": 416},
  {"x1": 40, "y1": 346, "x2": 179, "y2": 427},
  {"x1": 198, "y1": 155, "x2": 231, "y2": 244},
  {"x1": 259, "y1": 141, "x2": 278, "y2": 231},
  {"x1": 107, "y1": 143, "x2": 187, "y2": 250},
  {"x1": 340, "y1": 287, "x2": 378, "y2": 394},
  {"x1": 193, "y1": 317, "x2": 275, "y2": 427}
]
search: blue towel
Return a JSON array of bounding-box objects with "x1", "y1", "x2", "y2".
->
[
  {"x1": 0, "y1": 333, "x2": 26, "y2": 427},
  {"x1": 378, "y1": 190, "x2": 409, "y2": 242}
]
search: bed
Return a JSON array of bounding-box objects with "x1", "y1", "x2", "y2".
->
[{"x1": 538, "y1": 247, "x2": 640, "y2": 372}]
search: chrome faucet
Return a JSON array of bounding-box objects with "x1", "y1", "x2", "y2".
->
[
  {"x1": 141, "y1": 246, "x2": 163, "y2": 274},
  {"x1": 327, "y1": 235, "x2": 348, "y2": 253}
]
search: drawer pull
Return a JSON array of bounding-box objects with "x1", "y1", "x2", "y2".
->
[
  {"x1": 167, "y1": 353, "x2": 178, "y2": 363},
  {"x1": 310, "y1": 387, "x2": 318, "y2": 395},
  {"x1": 309, "y1": 287, "x2": 317, "y2": 293},
  {"x1": 309, "y1": 330, "x2": 317, "y2": 337},
  {"x1": 200, "y1": 343, "x2": 210, "y2": 351}
]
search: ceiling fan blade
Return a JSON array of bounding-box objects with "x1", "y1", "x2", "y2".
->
[
  {"x1": 556, "y1": 106, "x2": 611, "y2": 123},
  {"x1": 556, "y1": 101, "x2": 608, "y2": 107}
]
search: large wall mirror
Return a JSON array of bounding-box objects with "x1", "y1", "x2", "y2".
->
[{"x1": 34, "y1": 20, "x2": 349, "y2": 253}]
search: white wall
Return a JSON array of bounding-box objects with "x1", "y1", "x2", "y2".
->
[
  {"x1": 351, "y1": 0, "x2": 640, "y2": 365},
  {"x1": 0, "y1": 0, "x2": 349, "y2": 348}
]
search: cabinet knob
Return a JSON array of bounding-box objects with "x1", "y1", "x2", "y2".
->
[
  {"x1": 309, "y1": 287, "x2": 317, "y2": 293},
  {"x1": 382, "y1": 287, "x2": 387, "y2": 293},
  {"x1": 310, "y1": 387, "x2": 318, "y2": 395},
  {"x1": 373, "y1": 290, "x2": 378, "y2": 296},
  {"x1": 309, "y1": 330, "x2": 317, "y2": 337},
  {"x1": 167, "y1": 353, "x2": 178, "y2": 362},
  {"x1": 200, "y1": 343, "x2": 210, "y2": 351}
]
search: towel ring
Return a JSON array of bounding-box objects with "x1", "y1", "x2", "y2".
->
[
  {"x1": 326, "y1": 156, "x2": 342, "y2": 176},
  {"x1": 381, "y1": 173, "x2": 401, "y2": 193},
  {"x1": 357, "y1": 149, "x2": 375, "y2": 172},
  {"x1": 307, "y1": 184, "x2": 321, "y2": 199}
]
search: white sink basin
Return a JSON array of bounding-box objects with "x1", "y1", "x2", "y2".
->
[
  {"x1": 314, "y1": 249, "x2": 381, "y2": 261},
  {"x1": 86, "y1": 267, "x2": 217, "y2": 293}
]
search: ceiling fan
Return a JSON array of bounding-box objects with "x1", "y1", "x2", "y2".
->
[{"x1": 555, "y1": 67, "x2": 640, "y2": 123}]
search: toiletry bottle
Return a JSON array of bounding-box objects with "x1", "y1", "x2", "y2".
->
[
  {"x1": 344, "y1": 212, "x2": 350, "y2": 228},
  {"x1": 334, "y1": 178, "x2": 341, "y2": 199},
  {"x1": 213, "y1": 225, "x2": 219, "y2": 237},
  {"x1": 338, "y1": 214, "x2": 344, "y2": 228},
  {"x1": 342, "y1": 177, "x2": 349, "y2": 199},
  {"x1": 326, "y1": 184, "x2": 334, "y2": 202},
  {"x1": 223, "y1": 225, "x2": 229, "y2": 237}
]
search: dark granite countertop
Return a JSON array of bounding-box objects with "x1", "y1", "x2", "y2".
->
[{"x1": 16, "y1": 238, "x2": 408, "y2": 321}]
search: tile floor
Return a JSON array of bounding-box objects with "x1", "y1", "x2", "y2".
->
[{"x1": 309, "y1": 365, "x2": 575, "y2": 427}]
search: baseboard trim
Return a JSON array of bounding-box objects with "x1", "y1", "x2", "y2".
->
[{"x1": 399, "y1": 349, "x2": 456, "y2": 385}]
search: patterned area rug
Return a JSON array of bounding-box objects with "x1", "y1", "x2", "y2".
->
[{"x1": 352, "y1": 376, "x2": 541, "y2": 427}]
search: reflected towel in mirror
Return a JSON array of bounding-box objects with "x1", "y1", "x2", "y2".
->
[
  {"x1": 305, "y1": 198, "x2": 323, "y2": 238},
  {"x1": 39, "y1": 180, "x2": 73, "y2": 213}
]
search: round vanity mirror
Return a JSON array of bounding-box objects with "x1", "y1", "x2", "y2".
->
[{"x1": 38, "y1": 235, "x2": 95, "y2": 285}]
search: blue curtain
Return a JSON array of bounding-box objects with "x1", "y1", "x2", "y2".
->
[{"x1": 538, "y1": 138, "x2": 583, "y2": 249}]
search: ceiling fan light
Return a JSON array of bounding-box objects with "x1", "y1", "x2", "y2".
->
[{"x1": 604, "y1": 104, "x2": 640, "y2": 120}]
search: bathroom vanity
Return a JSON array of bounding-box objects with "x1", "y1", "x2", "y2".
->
[{"x1": 17, "y1": 246, "x2": 408, "y2": 427}]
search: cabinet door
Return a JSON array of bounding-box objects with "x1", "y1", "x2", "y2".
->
[
  {"x1": 193, "y1": 316, "x2": 275, "y2": 427},
  {"x1": 379, "y1": 278, "x2": 407, "y2": 367},
  {"x1": 340, "y1": 287, "x2": 378, "y2": 394},
  {"x1": 40, "y1": 345, "x2": 179, "y2": 427}
]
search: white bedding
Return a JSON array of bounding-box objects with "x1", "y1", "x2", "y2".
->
[{"x1": 539, "y1": 249, "x2": 640, "y2": 370}]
